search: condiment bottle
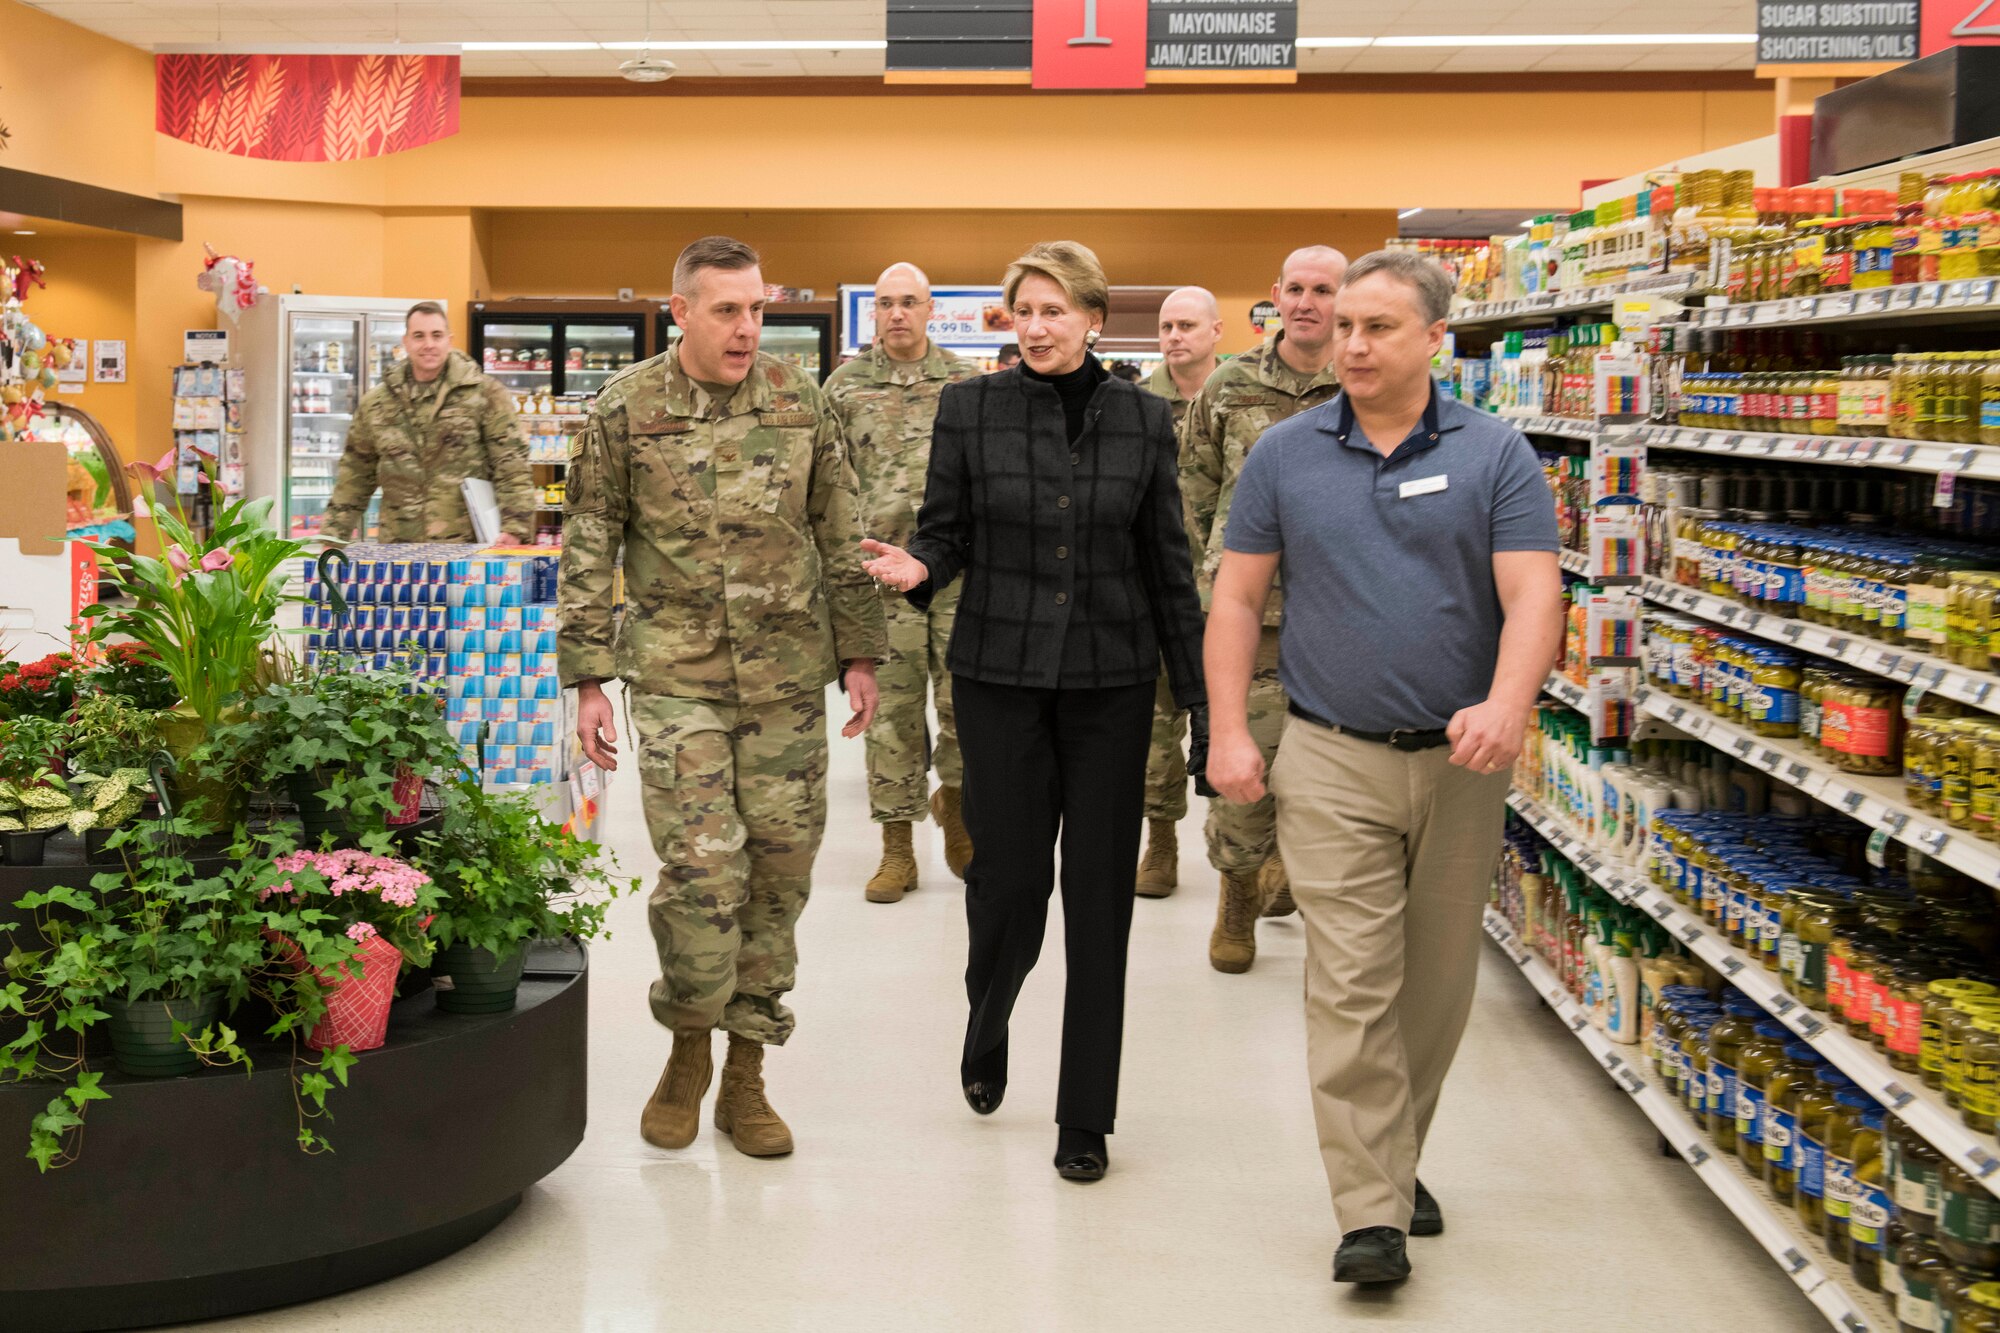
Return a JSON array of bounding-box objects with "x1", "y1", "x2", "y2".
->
[
  {"x1": 1765, "y1": 1041, "x2": 1830, "y2": 1205},
  {"x1": 1736, "y1": 1019, "x2": 1795, "y2": 1174},
  {"x1": 1825, "y1": 1090, "x2": 1876, "y2": 1262},
  {"x1": 1899, "y1": 1232, "x2": 1952, "y2": 1333},
  {"x1": 1851, "y1": 1107, "x2": 1894, "y2": 1291},
  {"x1": 1940, "y1": 1160, "x2": 2000, "y2": 1272},
  {"x1": 1705, "y1": 996, "x2": 1766, "y2": 1153}
]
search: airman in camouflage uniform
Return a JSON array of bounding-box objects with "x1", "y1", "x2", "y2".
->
[
  {"x1": 823, "y1": 263, "x2": 982, "y2": 904},
  {"x1": 322, "y1": 339, "x2": 534, "y2": 544},
  {"x1": 1135, "y1": 287, "x2": 1224, "y2": 899},
  {"x1": 1182, "y1": 247, "x2": 1347, "y2": 972},
  {"x1": 559, "y1": 237, "x2": 887, "y2": 1159}
]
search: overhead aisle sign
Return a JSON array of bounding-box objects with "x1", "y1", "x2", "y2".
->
[
  {"x1": 1756, "y1": 2, "x2": 1920, "y2": 64},
  {"x1": 886, "y1": 0, "x2": 1297, "y2": 85}
]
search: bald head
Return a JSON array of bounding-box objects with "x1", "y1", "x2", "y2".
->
[
  {"x1": 1273, "y1": 246, "x2": 1350, "y2": 361},
  {"x1": 1158, "y1": 285, "x2": 1223, "y2": 377},
  {"x1": 874, "y1": 261, "x2": 936, "y2": 360}
]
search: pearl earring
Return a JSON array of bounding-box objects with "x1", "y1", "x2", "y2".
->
[{"x1": 1084, "y1": 330, "x2": 1100, "y2": 346}]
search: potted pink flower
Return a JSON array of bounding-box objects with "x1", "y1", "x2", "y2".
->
[{"x1": 261, "y1": 848, "x2": 441, "y2": 1052}]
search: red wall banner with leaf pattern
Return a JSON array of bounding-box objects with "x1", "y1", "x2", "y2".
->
[{"x1": 155, "y1": 53, "x2": 459, "y2": 162}]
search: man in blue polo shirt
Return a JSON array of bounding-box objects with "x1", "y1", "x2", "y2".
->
[{"x1": 1204, "y1": 249, "x2": 1563, "y2": 1286}]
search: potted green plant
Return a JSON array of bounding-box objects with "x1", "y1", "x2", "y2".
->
[
  {"x1": 0, "y1": 715, "x2": 70, "y2": 865},
  {"x1": 0, "y1": 651, "x2": 78, "y2": 722},
  {"x1": 63, "y1": 697, "x2": 163, "y2": 862},
  {"x1": 212, "y1": 662, "x2": 462, "y2": 843},
  {"x1": 83, "y1": 641, "x2": 180, "y2": 712},
  {"x1": 414, "y1": 783, "x2": 635, "y2": 1014},
  {"x1": 2, "y1": 821, "x2": 368, "y2": 1170}
]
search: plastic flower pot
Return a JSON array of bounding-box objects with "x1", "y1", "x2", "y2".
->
[
  {"x1": 1, "y1": 828, "x2": 50, "y2": 866},
  {"x1": 84, "y1": 825, "x2": 125, "y2": 865},
  {"x1": 386, "y1": 767, "x2": 425, "y2": 826},
  {"x1": 286, "y1": 771, "x2": 349, "y2": 842},
  {"x1": 157, "y1": 704, "x2": 247, "y2": 828},
  {"x1": 104, "y1": 993, "x2": 222, "y2": 1077},
  {"x1": 432, "y1": 942, "x2": 528, "y2": 1014},
  {"x1": 273, "y1": 930, "x2": 405, "y2": 1053}
]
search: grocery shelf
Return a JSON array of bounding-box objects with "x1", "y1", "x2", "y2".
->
[
  {"x1": 1641, "y1": 578, "x2": 2000, "y2": 716},
  {"x1": 1559, "y1": 549, "x2": 1590, "y2": 577},
  {"x1": 1482, "y1": 908, "x2": 1898, "y2": 1330},
  {"x1": 1506, "y1": 787, "x2": 2000, "y2": 1199},
  {"x1": 1449, "y1": 272, "x2": 1701, "y2": 331},
  {"x1": 1633, "y1": 422, "x2": 2000, "y2": 480},
  {"x1": 1543, "y1": 669, "x2": 1590, "y2": 712},
  {"x1": 1504, "y1": 413, "x2": 1597, "y2": 442},
  {"x1": 1684, "y1": 280, "x2": 2000, "y2": 334},
  {"x1": 1632, "y1": 684, "x2": 2000, "y2": 888}
]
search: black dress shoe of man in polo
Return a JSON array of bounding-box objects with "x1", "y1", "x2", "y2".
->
[
  {"x1": 1411, "y1": 1179, "x2": 1443, "y2": 1237},
  {"x1": 1332, "y1": 1227, "x2": 1411, "y2": 1284}
]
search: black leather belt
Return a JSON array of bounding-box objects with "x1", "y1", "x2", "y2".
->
[{"x1": 1287, "y1": 702, "x2": 1451, "y2": 752}]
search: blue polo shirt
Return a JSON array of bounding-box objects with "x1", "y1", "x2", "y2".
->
[{"x1": 1223, "y1": 386, "x2": 1558, "y2": 733}]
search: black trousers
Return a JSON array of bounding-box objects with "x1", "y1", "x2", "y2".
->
[{"x1": 953, "y1": 673, "x2": 1155, "y2": 1134}]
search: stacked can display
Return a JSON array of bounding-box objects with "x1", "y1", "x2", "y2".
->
[{"x1": 299, "y1": 543, "x2": 565, "y2": 787}]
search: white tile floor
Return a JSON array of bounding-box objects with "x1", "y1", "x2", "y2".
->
[{"x1": 186, "y1": 685, "x2": 1825, "y2": 1331}]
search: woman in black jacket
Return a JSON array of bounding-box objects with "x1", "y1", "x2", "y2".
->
[{"x1": 861, "y1": 241, "x2": 1207, "y2": 1182}]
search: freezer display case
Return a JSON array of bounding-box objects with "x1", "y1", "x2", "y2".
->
[
  {"x1": 239, "y1": 294, "x2": 435, "y2": 540},
  {"x1": 660, "y1": 302, "x2": 836, "y2": 383},
  {"x1": 470, "y1": 302, "x2": 646, "y2": 401}
]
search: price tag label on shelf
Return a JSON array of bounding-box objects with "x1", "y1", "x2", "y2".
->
[
  {"x1": 1945, "y1": 280, "x2": 1975, "y2": 308},
  {"x1": 1753, "y1": 302, "x2": 1784, "y2": 324},
  {"x1": 1799, "y1": 438, "x2": 1830, "y2": 459},
  {"x1": 1733, "y1": 735, "x2": 1756, "y2": 758},
  {"x1": 1782, "y1": 622, "x2": 1806, "y2": 643},
  {"x1": 1828, "y1": 440, "x2": 1857, "y2": 462},
  {"x1": 1822, "y1": 293, "x2": 1857, "y2": 317},
  {"x1": 1841, "y1": 788, "x2": 1867, "y2": 814},
  {"x1": 1729, "y1": 305, "x2": 1756, "y2": 327},
  {"x1": 1855, "y1": 288, "x2": 1891, "y2": 314},
  {"x1": 1917, "y1": 826, "x2": 1952, "y2": 856},
  {"x1": 1891, "y1": 285, "x2": 1922, "y2": 310},
  {"x1": 1760, "y1": 748, "x2": 1783, "y2": 770},
  {"x1": 1787, "y1": 761, "x2": 1811, "y2": 785},
  {"x1": 1879, "y1": 441, "x2": 1916, "y2": 466},
  {"x1": 1799, "y1": 297, "x2": 1822, "y2": 318},
  {"x1": 1852, "y1": 440, "x2": 1883, "y2": 463},
  {"x1": 1877, "y1": 809, "x2": 1910, "y2": 836},
  {"x1": 1975, "y1": 279, "x2": 1998, "y2": 306},
  {"x1": 1921, "y1": 284, "x2": 1949, "y2": 308},
  {"x1": 1747, "y1": 437, "x2": 1779, "y2": 456},
  {"x1": 1826, "y1": 636, "x2": 1852, "y2": 655}
]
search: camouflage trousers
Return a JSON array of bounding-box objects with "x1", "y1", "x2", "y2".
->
[
  {"x1": 1143, "y1": 671, "x2": 1188, "y2": 822},
  {"x1": 865, "y1": 583, "x2": 962, "y2": 823},
  {"x1": 1206, "y1": 627, "x2": 1288, "y2": 874},
  {"x1": 630, "y1": 688, "x2": 827, "y2": 1046}
]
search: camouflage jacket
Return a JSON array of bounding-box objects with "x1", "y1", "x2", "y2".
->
[
  {"x1": 322, "y1": 350, "x2": 534, "y2": 543},
  {"x1": 1141, "y1": 362, "x2": 1201, "y2": 426},
  {"x1": 1179, "y1": 336, "x2": 1341, "y2": 624},
  {"x1": 557, "y1": 346, "x2": 889, "y2": 705},
  {"x1": 823, "y1": 341, "x2": 982, "y2": 549}
]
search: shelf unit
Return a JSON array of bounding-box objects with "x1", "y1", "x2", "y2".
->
[
  {"x1": 1506, "y1": 781, "x2": 2000, "y2": 1200},
  {"x1": 1505, "y1": 414, "x2": 1598, "y2": 442},
  {"x1": 1641, "y1": 578, "x2": 2000, "y2": 716},
  {"x1": 1448, "y1": 272, "x2": 1701, "y2": 331},
  {"x1": 1559, "y1": 549, "x2": 1590, "y2": 577},
  {"x1": 1683, "y1": 279, "x2": 2000, "y2": 334},
  {"x1": 1544, "y1": 670, "x2": 1590, "y2": 712},
  {"x1": 1632, "y1": 682, "x2": 2000, "y2": 889},
  {"x1": 1630, "y1": 423, "x2": 2000, "y2": 480},
  {"x1": 1482, "y1": 909, "x2": 1897, "y2": 1330}
]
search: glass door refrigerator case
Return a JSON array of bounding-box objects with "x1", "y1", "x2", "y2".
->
[
  {"x1": 469, "y1": 301, "x2": 647, "y2": 401},
  {"x1": 657, "y1": 302, "x2": 836, "y2": 383},
  {"x1": 239, "y1": 294, "x2": 436, "y2": 540}
]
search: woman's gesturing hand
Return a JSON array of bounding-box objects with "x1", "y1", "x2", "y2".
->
[{"x1": 860, "y1": 538, "x2": 928, "y2": 592}]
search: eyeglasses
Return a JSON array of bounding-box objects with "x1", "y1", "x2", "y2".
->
[{"x1": 875, "y1": 297, "x2": 929, "y2": 312}]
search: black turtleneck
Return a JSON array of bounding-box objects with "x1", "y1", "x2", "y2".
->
[{"x1": 1024, "y1": 355, "x2": 1107, "y2": 444}]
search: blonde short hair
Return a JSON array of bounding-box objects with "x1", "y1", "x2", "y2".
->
[{"x1": 1003, "y1": 241, "x2": 1109, "y2": 321}]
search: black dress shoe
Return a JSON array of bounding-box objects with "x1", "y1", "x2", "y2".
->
[
  {"x1": 1332, "y1": 1227, "x2": 1410, "y2": 1284},
  {"x1": 1411, "y1": 1179, "x2": 1443, "y2": 1237},
  {"x1": 963, "y1": 1079, "x2": 1005, "y2": 1115},
  {"x1": 1053, "y1": 1127, "x2": 1108, "y2": 1182}
]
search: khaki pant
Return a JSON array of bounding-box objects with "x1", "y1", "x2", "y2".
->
[{"x1": 1270, "y1": 715, "x2": 1509, "y2": 1233}]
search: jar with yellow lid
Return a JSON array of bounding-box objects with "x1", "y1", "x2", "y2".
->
[
  {"x1": 1952, "y1": 1282, "x2": 2000, "y2": 1333},
  {"x1": 1924, "y1": 981, "x2": 2000, "y2": 1089},
  {"x1": 1941, "y1": 1161, "x2": 2000, "y2": 1271},
  {"x1": 1974, "y1": 728, "x2": 2000, "y2": 843},
  {"x1": 1945, "y1": 1000, "x2": 2000, "y2": 1108}
]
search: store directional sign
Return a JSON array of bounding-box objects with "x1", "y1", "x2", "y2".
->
[
  {"x1": 886, "y1": 0, "x2": 1296, "y2": 83},
  {"x1": 1756, "y1": 1, "x2": 1920, "y2": 64}
]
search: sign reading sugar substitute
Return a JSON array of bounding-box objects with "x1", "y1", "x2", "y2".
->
[
  {"x1": 1756, "y1": 2, "x2": 1920, "y2": 62},
  {"x1": 1146, "y1": 0, "x2": 1297, "y2": 73}
]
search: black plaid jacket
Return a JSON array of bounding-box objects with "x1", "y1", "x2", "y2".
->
[{"x1": 904, "y1": 360, "x2": 1207, "y2": 709}]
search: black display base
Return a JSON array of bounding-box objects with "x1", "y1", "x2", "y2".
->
[{"x1": 0, "y1": 941, "x2": 589, "y2": 1332}]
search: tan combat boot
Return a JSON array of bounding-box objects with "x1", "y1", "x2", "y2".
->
[
  {"x1": 1260, "y1": 850, "x2": 1296, "y2": 918},
  {"x1": 1209, "y1": 870, "x2": 1262, "y2": 974},
  {"x1": 714, "y1": 1032, "x2": 794, "y2": 1157},
  {"x1": 1135, "y1": 818, "x2": 1179, "y2": 898},
  {"x1": 866, "y1": 821, "x2": 919, "y2": 903},
  {"x1": 931, "y1": 785, "x2": 974, "y2": 879},
  {"x1": 639, "y1": 1027, "x2": 713, "y2": 1150}
]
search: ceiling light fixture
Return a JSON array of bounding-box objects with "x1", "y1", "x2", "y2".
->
[
  {"x1": 1294, "y1": 37, "x2": 1374, "y2": 48},
  {"x1": 12, "y1": 230, "x2": 34, "y2": 236},
  {"x1": 599, "y1": 40, "x2": 886, "y2": 51},
  {"x1": 458, "y1": 33, "x2": 1753, "y2": 55},
  {"x1": 618, "y1": 0, "x2": 676, "y2": 82},
  {"x1": 1397, "y1": 208, "x2": 1423, "y2": 219}
]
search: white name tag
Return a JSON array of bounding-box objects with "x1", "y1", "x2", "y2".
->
[{"x1": 1399, "y1": 474, "x2": 1448, "y2": 498}]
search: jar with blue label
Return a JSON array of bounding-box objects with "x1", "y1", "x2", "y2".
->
[
  {"x1": 1849, "y1": 1107, "x2": 1892, "y2": 1291},
  {"x1": 1764, "y1": 1042, "x2": 1829, "y2": 1206},
  {"x1": 1824, "y1": 1090, "x2": 1876, "y2": 1263},
  {"x1": 1736, "y1": 1020, "x2": 1794, "y2": 1175},
  {"x1": 1747, "y1": 648, "x2": 1802, "y2": 738},
  {"x1": 1704, "y1": 997, "x2": 1765, "y2": 1152},
  {"x1": 1795, "y1": 1067, "x2": 1857, "y2": 1235}
]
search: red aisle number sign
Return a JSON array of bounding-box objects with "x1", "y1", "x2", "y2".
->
[
  {"x1": 1032, "y1": 0, "x2": 1147, "y2": 88},
  {"x1": 70, "y1": 540, "x2": 101, "y2": 663},
  {"x1": 1924, "y1": 0, "x2": 2000, "y2": 54}
]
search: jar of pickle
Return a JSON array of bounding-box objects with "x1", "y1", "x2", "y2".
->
[
  {"x1": 1765, "y1": 1042, "x2": 1828, "y2": 1205},
  {"x1": 1973, "y1": 727, "x2": 2000, "y2": 843},
  {"x1": 1746, "y1": 649, "x2": 1802, "y2": 736},
  {"x1": 1896, "y1": 1117, "x2": 1948, "y2": 1242},
  {"x1": 1851, "y1": 1107, "x2": 1893, "y2": 1291},
  {"x1": 1705, "y1": 998, "x2": 1766, "y2": 1153},
  {"x1": 1910, "y1": 717, "x2": 1950, "y2": 813},
  {"x1": 1792, "y1": 892, "x2": 1858, "y2": 1010},
  {"x1": 1946, "y1": 720, "x2": 1984, "y2": 831},
  {"x1": 1821, "y1": 676, "x2": 1903, "y2": 776},
  {"x1": 1825, "y1": 1090, "x2": 1876, "y2": 1262},
  {"x1": 1954, "y1": 1283, "x2": 2000, "y2": 1333},
  {"x1": 1900, "y1": 1232, "x2": 1953, "y2": 1332},
  {"x1": 1944, "y1": 999, "x2": 2000, "y2": 1107},
  {"x1": 1924, "y1": 981, "x2": 2000, "y2": 1089},
  {"x1": 1887, "y1": 953, "x2": 1942, "y2": 1071},
  {"x1": 1893, "y1": 353, "x2": 1921, "y2": 439},
  {"x1": 1737, "y1": 1019, "x2": 1794, "y2": 1173},
  {"x1": 1963, "y1": 1018, "x2": 2000, "y2": 1134},
  {"x1": 1802, "y1": 665, "x2": 1835, "y2": 753},
  {"x1": 1797, "y1": 1067, "x2": 1858, "y2": 1235},
  {"x1": 1949, "y1": 573, "x2": 2000, "y2": 669},
  {"x1": 1840, "y1": 931, "x2": 1887, "y2": 1039},
  {"x1": 1941, "y1": 1161, "x2": 2000, "y2": 1271}
]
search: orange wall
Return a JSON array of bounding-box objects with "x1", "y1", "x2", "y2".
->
[
  {"x1": 27, "y1": 234, "x2": 140, "y2": 458},
  {"x1": 0, "y1": 2, "x2": 154, "y2": 195},
  {"x1": 487, "y1": 208, "x2": 1398, "y2": 353}
]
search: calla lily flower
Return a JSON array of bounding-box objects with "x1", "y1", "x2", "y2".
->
[
  {"x1": 125, "y1": 448, "x2": 177, "y2": 484},
  {"x1": 165, "y1": 545, "x2": 192, "y2": 577},
  {"x1": 200, "y1": 548, "x2": 234, "y2": 573}
]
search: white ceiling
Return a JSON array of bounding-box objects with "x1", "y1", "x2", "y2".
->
[{"x1": 25, "y1": 0, "x2": 1758, "y2": 76}]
